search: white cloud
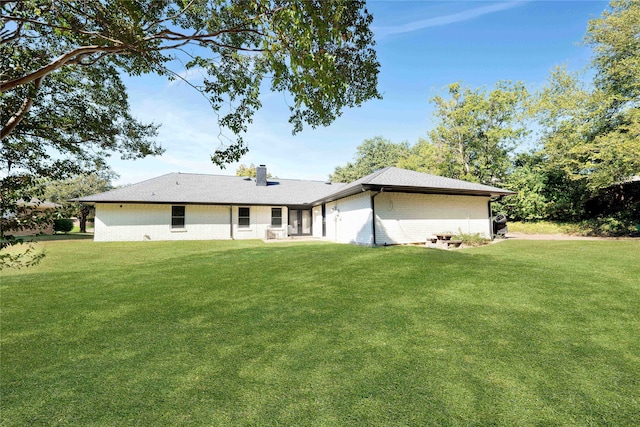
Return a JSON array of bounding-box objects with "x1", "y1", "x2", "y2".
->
[
  {"x1": 376, "y1": 1, "x2": 530, "y2": 37},
  {"x1": 167, "y1": 66, "x2": 207, "y2": 87}
]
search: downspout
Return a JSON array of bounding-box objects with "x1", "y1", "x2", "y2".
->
[
  {"x1": 371, "y1": 189, "x2": 382, "y2": 246},
  {"x1": 488, "y1": 199, "x2": 493, "y2": 240},
  {"x1": 229, "y1": 205, "x2": 234, "y2": 240}
]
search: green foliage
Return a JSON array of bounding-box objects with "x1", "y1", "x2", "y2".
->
[
  {"x1": 497, "y1": 154, "x2": 550, "y2": 221},
  {"x1": 0, "y1": 242, "x2": 45, "y2": 270},
  {"x1": 1, "y1": 0, "x2": 380, "y2": 267},
  {"x1": 508, "y1": 221, "x2": 571, "y2": 235},
  {"x1": 43, "y1": 172, "x2": 115, "y2": 232},
  {"x1": 428, "y1": 81, "x2": 529, "y2": 184},
  {"x1": 329, "y1": 136, "x2": 410, "y2": 182},
  {"x1": 0, "y1": 179, "x2": 52, "y2": 268},
  {"x1": 396, "y1": 138, "x2": 444, "y2": 175},
  {"x1": 3, "y1": 240, "x2": 639, "y2": 425},
  {"x1": 579, "y1": 215, "x2": 637, "y2": 236},
  {"x1": 1, "y1": 0, "x2": 380, "y2": 165},
  {"x1": 53, "y1": 218, "x2": 73, "y2": 234},
  {"x1": 510, "y1": 218, "x2": 636, "y2": 237},
  {"x1": 531, "y1": 67, "x2": 640, "y2": 194},
  {"x1": 585, "y1": 0, "x2": 640, "y2": 102},
  {"x1": 235, "y1": 163, "x2": 272, "y2": 178},
  {"x1": 410, "y1": 1, "x2": 639, "y2": 224},
  {"x1": 453, "y1": 232, "x2": 490, "y2": 247}
]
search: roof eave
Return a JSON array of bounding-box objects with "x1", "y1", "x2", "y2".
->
[
  {"x1": 310, "y1": 184, "x2": 515, "y2": 204},
  {"x1": 364, "y1": 184, "x2": 515, "y2": 197}
]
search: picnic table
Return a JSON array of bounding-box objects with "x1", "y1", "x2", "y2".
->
[
  {"x1": 435, "y1": 233, "x2": 455, "y2": 241},
  {"x1": 431, "y1": 233, "x2": 462, "y2": 249}
]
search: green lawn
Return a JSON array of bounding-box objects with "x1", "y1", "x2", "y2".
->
[{"x1": 2, "y1": 239, "x2": 639, "y2": 426}]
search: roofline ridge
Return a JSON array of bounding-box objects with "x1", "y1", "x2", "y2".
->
[
  {"x1": 360, "y1": 166, "x2": 393, "y2": 183},
  {"x1": 154, "y1": 171, "x2": 339, "y2": 185}
]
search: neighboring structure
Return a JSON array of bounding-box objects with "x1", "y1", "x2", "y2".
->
[
  {"x1": 78, "y1": 165, "x2": 514, "y2": 245},
  {"x1": 8, "y1": 199, "x2": 60, "y2": 236}
]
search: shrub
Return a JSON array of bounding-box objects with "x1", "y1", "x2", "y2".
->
[
  {"x1": 53, "y1": 218, "x2": 74, "y2": 234},
  {"x1": 454, "y1": 232, "x2": 490, "y2": 247}
]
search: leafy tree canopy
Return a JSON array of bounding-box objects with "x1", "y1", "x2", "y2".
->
[
  {"x1": 235, "y1": 163, "x2": 272, "y2": 178},
  {"x1": 396, "y1": 138, "x2": 444, "y2": 176},
  {"x1": 426, "y1": 81, "x2": 529, "y2": 184},
  {"x1": 1, "y1": 0, "x2": 380, "y2": 267},
  {"x1": 44, "y1": 172, "x2": 116, "y2": 232},
  {"x1": 1, "y1": 0, "x2": 380, "y2": 164},
  {"x1": 329, "y1": 137, "x2": 410, "y2": 182},
  {"x1": 532, "y1": 67, "x2": 640, "y2": 193},
  {"x1": 585, "y1": 0, "x2": 640, "y2": 103}
]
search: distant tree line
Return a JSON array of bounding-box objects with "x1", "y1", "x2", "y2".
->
[{"x1": 330, "y1": 0, "x2": 639, "y2": 232}]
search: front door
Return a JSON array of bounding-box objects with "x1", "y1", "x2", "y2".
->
[{"x1": 289, "y1": 209, "x2": 312, "y2": 235}]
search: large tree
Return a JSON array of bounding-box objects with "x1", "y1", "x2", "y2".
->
[
  {"x1": 585, "y1": 0, "x2": 639, "y2": 104},
  {"x1": 1, "y1": 0, "x2": 380, "y2": 267},
  {"x1": 1, "y1": 0, "x2": 380, "y2": 163},
  {"x1": 43, "y1": 172, "x2": 116, "y2": 233},
  {"x1": 427, "y1": 81, "x2": 529, "y2": 184},
  {"x1": 396, "y1": 138, "x2": 445, "y2": 175},
  {"x1": 329, "y1": 137, "x2": 409, "y2": 182},
  {"x1": 531, "y1": 67, "x2": 640, "y2": 194}
]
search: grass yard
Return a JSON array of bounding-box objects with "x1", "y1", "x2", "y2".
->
[{"x1": 1, "y1": 239, "x2": 639, "y2": 426}]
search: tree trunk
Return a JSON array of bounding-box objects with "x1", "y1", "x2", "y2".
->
[{"x1": 79, "y1": 205, "x2": 91, "y2": 233}]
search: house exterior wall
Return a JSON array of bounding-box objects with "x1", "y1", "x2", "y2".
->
[
  {"x1": 11, "y1": 207, "x2": 55, "y2": 236},
  {"x1": 232, "y1": 205, "x2": 288, "y2": 240},
  {"x1": 374, "y1": 192, "x2": 491, "y2": 244},
  {"x1": 94, "y1": 203, "x2": 232, "y2": 242},
  {"x1": 94, "y1": 203, "x2": 290, "y2": 242},
  {"x1": 13, "y1": 222, "x2": 54, "y2": 236},
  {"x1": 93, "y1": 193, "x2": 491, "y2": 244},
  {"x1": 312, "y1": 205, "x2": 323, "y2": 238},
  {"x1": 325, "y1": 191, "x2": 374, "y2": 245}
]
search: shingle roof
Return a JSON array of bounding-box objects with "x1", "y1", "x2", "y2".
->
[
  {"x1": 77, "y1": 172, "x2": 343, "y2": 205},
  {"x1": 78, "y1": 167, "x2": 515, "y2": 206},
  {"x1": 310, "y1": 167, "x2": 515, "y2": 202},
  {"x1": 17, "y1": 198, "x2": 61, "y2": 209}
]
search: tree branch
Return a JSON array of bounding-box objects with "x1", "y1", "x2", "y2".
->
[
  {"x1": 1, "y1": 76, "x2": 43, "y2": 140},
  {"x1": 0, "y1": 19, "x2": 23, "y2": 44},
  {"x1": 0, "y1": 45, "x2": 125, "y2": 92},
  {"x1": 141, "y1": 0, "x2": 197, "y2": 32}
]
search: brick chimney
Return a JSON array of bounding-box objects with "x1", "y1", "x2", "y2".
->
[{"x1": 256, "y1": 164, "x2": 267, "y2": 186}]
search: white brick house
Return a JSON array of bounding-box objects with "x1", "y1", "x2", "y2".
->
[{"x1": 78, "y1": 166, "x2": 514, "y2": 245}]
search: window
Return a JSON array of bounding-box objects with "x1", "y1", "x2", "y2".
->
[
  {"x1": 271, "y1": 208, "x2": 282, "y2": 227},
  {"x1": 171, "y1": 205, "x2": 185, "y2": 229},
  {"x1": 238, "y1": 207, "x2": 250, "y2": 228}
]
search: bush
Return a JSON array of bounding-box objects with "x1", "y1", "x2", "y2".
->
[
  {"x1": 576, "y1": 216, "x2": 636, "y2": 237},
  {"x1": 510, "y1": 217, "x2": 637, "y2": 237},
  {"x1": 454, "y1": 232, "x2": 490, "y2": 247},
  {"x1": 53, "y1": 218, "x2": 74, "y2": 234}
]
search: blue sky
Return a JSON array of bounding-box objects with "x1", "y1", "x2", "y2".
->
[{"x1": 111, "y1": 0, "x2": 609, "y2": 185}]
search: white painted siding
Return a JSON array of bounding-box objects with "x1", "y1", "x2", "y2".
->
[
  {"x1": 325, "y1": 192, "x2": 373, "y2": 245},
  {"x1": 312, "y1": 205, "x2": 323, "y2": 238},
  {"x1": 232, "y1": 205, "x2": 288, "y2": 240},
  {"x1": 93, "y1": 193, "x2": 491, "y2": 244},
  {"x1": 94, "y1": 203, "x2": 232, "y2": 242},
  {"x1": 374, "y1": 193, "x2": 491, "y2": 244}
]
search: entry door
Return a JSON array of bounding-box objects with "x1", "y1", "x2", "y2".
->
[{"x1": 289, "y1": 209, "x2": 312, "y2": 235}]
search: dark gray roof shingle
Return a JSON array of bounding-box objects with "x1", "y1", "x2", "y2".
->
[
  {"x1": 310, "y1": 167, "x2": 515, "y2": 202},
  {"x1": 77, "y1": 172, "x2": 343, "y2": 205},
  {"x1": 78, "y1": 167, "x2": 514, "y2": 205}
]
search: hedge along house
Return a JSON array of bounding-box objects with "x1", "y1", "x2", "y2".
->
[{"x1": 78, "y1": 165, "x2": 515, "y2": 245}]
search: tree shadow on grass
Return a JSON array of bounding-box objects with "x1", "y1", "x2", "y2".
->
[{"x1": 29, "y1": 232, "x2": 94, "y2": 242}]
